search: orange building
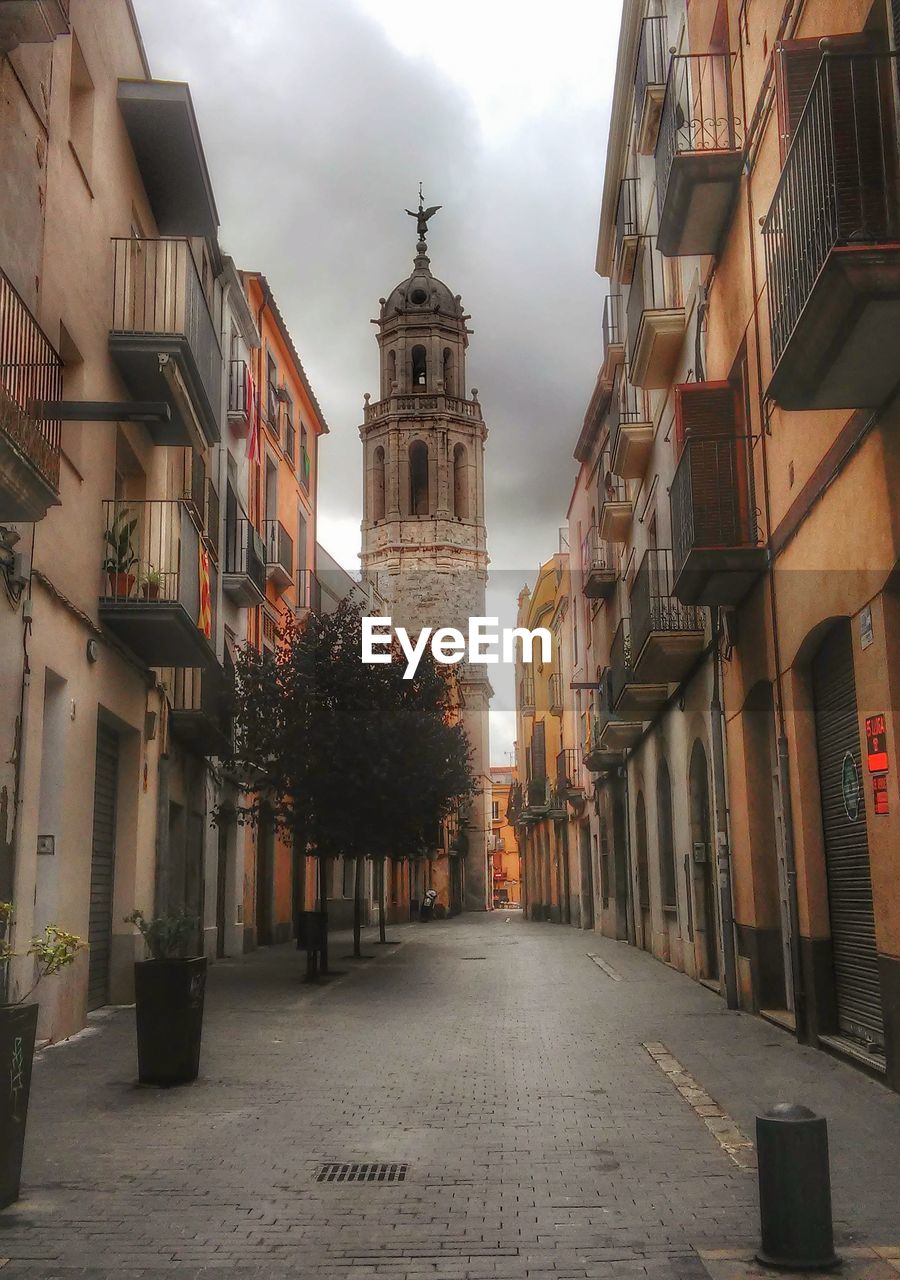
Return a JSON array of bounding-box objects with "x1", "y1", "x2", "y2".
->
[
  {"x1": 240, "y1": 272, "x2": 328, "y2": 947},
  {"x1": 490, "y1": 767, "x2": 522, "y2": 908}
]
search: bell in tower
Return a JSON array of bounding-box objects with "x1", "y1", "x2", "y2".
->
[{"x1": 359, "y1": 191, "x2": 491, "y2": 912}]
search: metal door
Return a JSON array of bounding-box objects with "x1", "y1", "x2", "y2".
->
[
  {"x1": 812, "y1": 621, "x2": 883, "y2": 1047},
  {"x1": 88, "y1": 723, "x2": 119, "y2": 1010}
]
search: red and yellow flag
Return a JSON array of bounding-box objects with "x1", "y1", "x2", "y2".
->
[{"x1": 198, "y1": 543, "x2": 212, "y2": 640}]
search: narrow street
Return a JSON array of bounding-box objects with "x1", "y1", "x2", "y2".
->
[{"x1": 2, "y1": 915, "x2": 899, "y2": 1280}]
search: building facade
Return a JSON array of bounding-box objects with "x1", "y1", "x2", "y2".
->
[
  {"x1": 359, "y1": 203, "x2": 492, "y2": 911},
  {"x1": 489, "y1": 767, "x2": 522, "y2": 908}
]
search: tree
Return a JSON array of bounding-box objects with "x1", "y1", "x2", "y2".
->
[{"x1": 220, "y1": 600, "x2": 474, "y2": 967}]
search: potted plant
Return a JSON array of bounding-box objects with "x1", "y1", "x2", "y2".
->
[
  {"x1": 102, "y1": 508, "x2": 137, "y2": 598},
  {"x1": 139, "y1": 567, "x2": 162, "y2": 601},
  {"x1": 126, "y1": 910, "x2": 206, "y2": 1086},
  {"x1": 0, "y1": 903, "x2": 85, "y2": 1209}
]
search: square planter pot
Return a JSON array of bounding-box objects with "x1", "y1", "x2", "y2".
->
[
  {"x1": 0, "y1": 1002, "x2": 39, "y2": 1209},
  {"x1": 134, "y1": 957, "x2": 206, "y2": 1086}
]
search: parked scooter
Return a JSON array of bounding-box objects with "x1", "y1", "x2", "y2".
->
[{"x1": 419, "y1": 889, "x2": 438, "y2": 922}]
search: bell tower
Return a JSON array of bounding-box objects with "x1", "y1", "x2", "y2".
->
[{"x1": 360, "y1": 194, "x2": 490, "y2": 911}]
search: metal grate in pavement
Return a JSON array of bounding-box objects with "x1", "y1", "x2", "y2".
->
[{"x1": 315, "y1": 1161, "x2": 408, "y2": 1184}]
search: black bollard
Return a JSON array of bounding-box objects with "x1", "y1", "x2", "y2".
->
[{"x1": 756, "y1": 1104, "x2": 840, "y2": 1271}]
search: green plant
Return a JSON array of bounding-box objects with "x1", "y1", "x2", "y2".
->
[
  {"x1": 139, "y1": 566, "x2": 161, "y2": 587},
  {"x1": 125, "y1": 910, "x2": 198, "y2": 961},
  {"x1": 102, "y1": 508, "x2": 138, "y2": 575},
  {"x1": 1, "y1": 902, "x2": 86, "y2": 1005}
]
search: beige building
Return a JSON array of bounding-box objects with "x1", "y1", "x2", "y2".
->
[{"x1": 489, "y1": 766, "x2": 522, "y2": 908}]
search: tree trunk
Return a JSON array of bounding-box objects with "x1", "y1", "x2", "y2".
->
[
  {"x1": 378, "y1": 860, "x2": 387, "y2": 945},
  {"x1": 292, "y1": 821, "x2": 306, "y2": 949},
  {"x1": 353, "y1": 856, "x2": 363, "y2": 958}
]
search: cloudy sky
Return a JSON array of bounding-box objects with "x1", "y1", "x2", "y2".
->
[{"x1": 133, "y1": 0, "x2": 620, "y2": 763}]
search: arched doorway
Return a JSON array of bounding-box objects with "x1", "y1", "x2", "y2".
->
[
  {"x1": 688, "y1": 740, "x2": 719, "y2": 981},
  {"x1": 811, "y1": 620, "x2": 884, "y2": 1050},
  {"x1": 635, "y1": 791, "x2": 651, "y2": 950}
]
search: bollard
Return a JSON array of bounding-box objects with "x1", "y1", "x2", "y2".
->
[{"x1": 755, "y1": 1103, "x2": 840, "y2": 1271}]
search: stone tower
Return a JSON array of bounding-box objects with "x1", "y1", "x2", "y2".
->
[{"x1": 360, "y1": 198, "x2": 490, "y2": 911}]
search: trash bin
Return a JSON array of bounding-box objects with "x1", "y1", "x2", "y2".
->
[{"x1": 756, "y1": 1103, "x2": 839, "y2": 1271}]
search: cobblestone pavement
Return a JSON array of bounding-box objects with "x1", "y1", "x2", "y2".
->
[{"x1": 2, "y1": 914, "x2": 899, "y2": 1279}]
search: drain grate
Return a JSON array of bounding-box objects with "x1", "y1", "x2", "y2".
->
[{"x1": 315, "y1": 1162, "x2": 408, "y2": 1184}]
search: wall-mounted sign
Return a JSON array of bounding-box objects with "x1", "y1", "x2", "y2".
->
[
  {"x1": 860, "y1": 605, "x2": 874, "y2": 650},
  {"x1": 842, "y1": 752, "x2": 861, "y2": 822},
  {"x1": 865, "y1": 714, "x2": 889, "y2": 774},
  {"x1": 873, "y1": 775, "x2": 889, "y2": 816}
]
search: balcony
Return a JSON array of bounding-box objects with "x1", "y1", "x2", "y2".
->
[
  {"x1": 615, "y1": 177, "x2": 641, "y2": 284},
  {"x1": 519, "y1": 674, "x2": 535, "y2": 716},
  {"x1": 656, "y1": 54, "x2": 743, "y2": 258},
  {"x1": 627, "y1": 238, "x2": 686, "y2": 389},
  {"x1": 364, "y1": 392, "x2": 483, "y2": 425},
  {"x1": 581, "y1": 526, "x2": 617, "y2": 600},
  {"x1": 556, "y1": 748, "x2": 584, "y2": 795},
  {"x1": 0, "y1": 1, "x2": 68, "y2": 48},
  {"x1": 598, "y1": 463, "x2": 633, "y2": 544},
  {"x1": 167, "y1": 664, "x2": 232, "y2": 758},
  {"x1": 672, "y1": 434, "x2": 767, "y2": 605},
  {"x1": 634, "y1": 16, "x2": 670, "y2": 154},
  {"x1": 297, "y1": 568, "x2": 323, "y2": 614},
  {"x1": 525, "y1": 776, "x2": 551, "y2": 816},
  {"x1": 99, "y1": 499, "x2": 215, "y2": 668},
  {"x1": 584, "y1": 715, "x2": 623, "y2": 773},
  {"x1": 549, "y1": 672, "x2": 564, "y2": 716},
  {"x1": 596, "y1": 667, "x2": 643, "y2": 754},
  {"x1": 223, "y1": 518, "x2": 266, "y2": 607},
  {"x1": 263, "y1": 519, "x2": 294, "y2": 592},
  {"x1": 227, "y1": 359, "x2": 252, "y2": 438},
  {"x1": 763, "y1": 52, "x2": 900, "y2": 410},
  {"x1": 609, "y1": 616, "x2": 668, "y2": 721},
  {"x1": 600, "y1": 293, "x2": 625, "y2": 383},
  {"x1": 0, "y1": 268, "x2": 62, "y2": 521},
  {"x1": 631, "y1": 548, "x2": 705, "y2": 686},
  {"x1": 608, "y1": 368, "x2": 654, "y2": 480},
  {"x1": 109, "y1": 237, "x2": 222, "y2": 449}
]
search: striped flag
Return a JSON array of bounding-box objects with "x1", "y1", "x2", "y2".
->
[{"x1": 198, "y1": 542, "x2": 212, "y2": 640}]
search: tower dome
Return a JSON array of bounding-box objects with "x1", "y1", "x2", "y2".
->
[{"x1": 382, "y1": 256, "x2": 463, "y2": 320}]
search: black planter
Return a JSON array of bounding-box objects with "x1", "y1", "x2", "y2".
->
[
  {"x1": 134, "y1": 957, "x2": 206, "y2": 1086},
  {"x1": 0, "y1": 1002, "x2": 39, "y2": 1209}
]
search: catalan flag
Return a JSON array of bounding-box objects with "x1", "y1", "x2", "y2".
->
[{"x1": 198, "y1": 543, "x2": 212, "y2": 640}]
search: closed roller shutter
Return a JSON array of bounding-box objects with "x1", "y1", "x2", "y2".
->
[
  {"x1": 87, "y1": 722, "x2": 119, "y2": 1010},
  {"x1": 812, "y1": 622, "x2": 884, "y2": 1047}
]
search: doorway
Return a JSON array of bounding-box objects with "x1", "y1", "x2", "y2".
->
[
  {"x1": 688, "y1": 741, "x2": 719, "y2": 981},
  {"x1": 635, "y1": 791, "x2": 651, "y2": 950},
  {"x1": 88, "y1": 721, "x2": 119, "y2": 1010}
]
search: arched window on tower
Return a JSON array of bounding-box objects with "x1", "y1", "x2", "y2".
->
[
  {"x1": 373, "y1": 445, "x2": 386, "y2": 521},
  {"x1": 443, "y1": 347, "x2": 455, "y2": 395},
  {"x1": 411, "y1": 345, "x2": 427, "y2": 388},
  {"x1": 387, "y1": 350, "x2": 397, "y2": 393},
  {"x1": 453, "y1": 443, "x2": 469, "y2": 519},
  {"x1": 409, "y1": 440, "x2": 429, "y2": 515}
]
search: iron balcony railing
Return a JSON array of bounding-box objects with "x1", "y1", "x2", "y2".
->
[
  {"x1": 520, "y1": 673, "x2": 535, "y2": 711},
  {"x1": 631, "y1": 547, "x2": 704, "y2": 665},
  {"x1": 763, "y1": 51, "x2": 900, "y2": 371},
  {"x1": 556, "y1": 747, "x2": 581, "y2": 791},
  {"x1": 615, "y1": 177, "x2": 640, "y2": 259},
  {"x1": 284, "y1": 420, "x2": 296, "y2": 465},
  {"x1": 609, "y1": 617, "x2": 634, "y2": 710},
  {"x1": 656, "y1": 53, "x2": 742, "y2": 222},
  {"x1": 228, "y1": 358, "x2": 250, "y2": 418},
  {"x1": 168, "y1": 666, "x2": 231, "y2": 747},
  {"x1": 602, "y1": 293, "x2": 623, "y2": 362},
  {"x1": 224, "y1": 517, "x2": 266, "y2": 595},
  {"x1": 525, "y1": 777, "x2": 551, "y2": 811},
  {"x1": 634, "y1": 15, "x2": 669, "y2": 133},
  {"x1": 599, "y1": 453, "x2": 628, "y2": 509},
  {"x1": 0, "y1": 267, "x2": 63, "y2": 490},
  {"x1": 263, "y1": 518, "x2": 293, "y2": 579},
  {"x1": 671, "y1": 436, "x2": 759, "y2": 579},
  {"x1": 549, "y1": 672, "x2": 564, "y2": 712},
  {"x1": 608, "y1": 366, "x2": 648, "y2": 463},
  {"x1": 627, "y1": 237, "x2": 680, "y2": 366},
  {"x1": 100, "y1": 498, "x2": 207, "y2": 618},
  {"x1": 582, "y1": 525, "x2": 614, "y2": 575},
  {"x1": 111, "y1": 237, "x2": 222, "y2": 422}
]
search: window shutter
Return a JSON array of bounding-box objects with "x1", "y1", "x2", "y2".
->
[
  {"x1": 775, "y1": 39, "x2": 826, "y2": 161},
  {"x1": 674, "y1": 381, "x2": 738, "y2": 454},
  {"x1": 531, "y1": 720, "x2": 547, "y2": 781}
]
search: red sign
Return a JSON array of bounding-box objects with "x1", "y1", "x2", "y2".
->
[
  {"x1": 873, "y1": 775, "x2": 889, "y2": 816},
  {"x1": 865, "y1": 714, "x2": 889, "y2": 774}
]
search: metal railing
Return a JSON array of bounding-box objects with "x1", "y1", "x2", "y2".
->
[
  {"x1": 284, "y1": 420, "x2": 296, "y2": 465},
  {"x1": 582, "y1": 525, "x2": 615, "y2": 576},
  {"x1": 609, "y1": 617, "x2": 634, "y2": 709},
  {"x1": 519, "y1": 673, "x2": 536, "y2": 712},
  {"x1": 598, "y1": 452, "x2": 629, "y2": 509},
  {"x1": 0, "y1": 267, "x2": 63, "y2": 490},
  {"x1": 671, "y1": 436, "x2": 759, "y2": 578},
  {"x1": 297, "y1": 568, "x2": 322, "y2": 613},
  {"x1": 608, "y1": 366, "x2": 648, "y2": 463},
  {"x1": 224, "y1": 517, "x2": 266, "y2": 595},
  {"x1": 656, "y1": 53, "x2": 742, "y2": 222},
  {"x1": 627, "y1": 237, "x2": 680, "y2": 366},
  {"x1": 111, "y1": 237, "x2": 222, "y2": 420},
  {"x1": 556, "y1": 747, "x2": 581, "y2": 790},
  {"x1": 631, "y1": 547, "x2": 703, "y2": 665},
  {"x1": 263, "y1": 518, "x2": 293, "y2": 578},
  {"x1": 602, "y1": 293, "x2": 623, "y2": 362},
  {"x1": 100, "y1": 499, "x2": 202, "y2": 622},
  {"x1": 526, "y1": 777, "x2": 550, "y2": 811},
  {"x1": 763, "y1": 52, "x2": 900, "y2": 371},
  {"x1": 228, "y1": 358, "x2": 250, "y2": 417},
  {"x1": 615, "y1": 177, "x2": 640, "y2": 259},
  {"x1": 549, "y1": 672, "x2": 564, "y2": 712},
  {"x1": 634, "y1": 15, "x2": 669, "y2": 131}
]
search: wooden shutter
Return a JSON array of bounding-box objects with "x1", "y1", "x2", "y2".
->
[
  {"x1": 531, "y1": 720, "x2": 547, "y2": 780},
  {"x1": 775, "y1": 34, "x2": 876, "y2": 162},
  {"x1": 675, "y1": 382, "x2": 752, "y2": 549},
  {"x1": 674, "y1": 381, "x2": 738, "y2": 453}
]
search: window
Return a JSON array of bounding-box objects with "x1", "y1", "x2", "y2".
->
[
  {"x1": 453, "y1": 443, "x2": 468, "y2": 518},
  {"x1": 266, "y1": 354, "x2": 278, "y2": 425},
  {"x1": 373, "y1": 445, "x2": 386, "y2": 520},
  {"x1": 409, "y1": 440, "x2": 429, "y2": 515},
  {"x1": 387, "y1": 349, "x2": 397, "y2": 393},
  {"x1": 300, "y1": 423, "x2": 310, "y2": 489},
  {"x1": 411, "y1": 345, "x2": 427, "y2": 388},
  {"x1": 69, "y1": 36, "x2": 95, "y2": 178},
  {"x1": 492, "y1": 801, "x2": 500, "y2": 822},
  {"x1": 443, "y1": 347, "x2": 455, "y2": 394},
  {"x1": 657, "y1": 760, "x2": 677, "y2": 910}
]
